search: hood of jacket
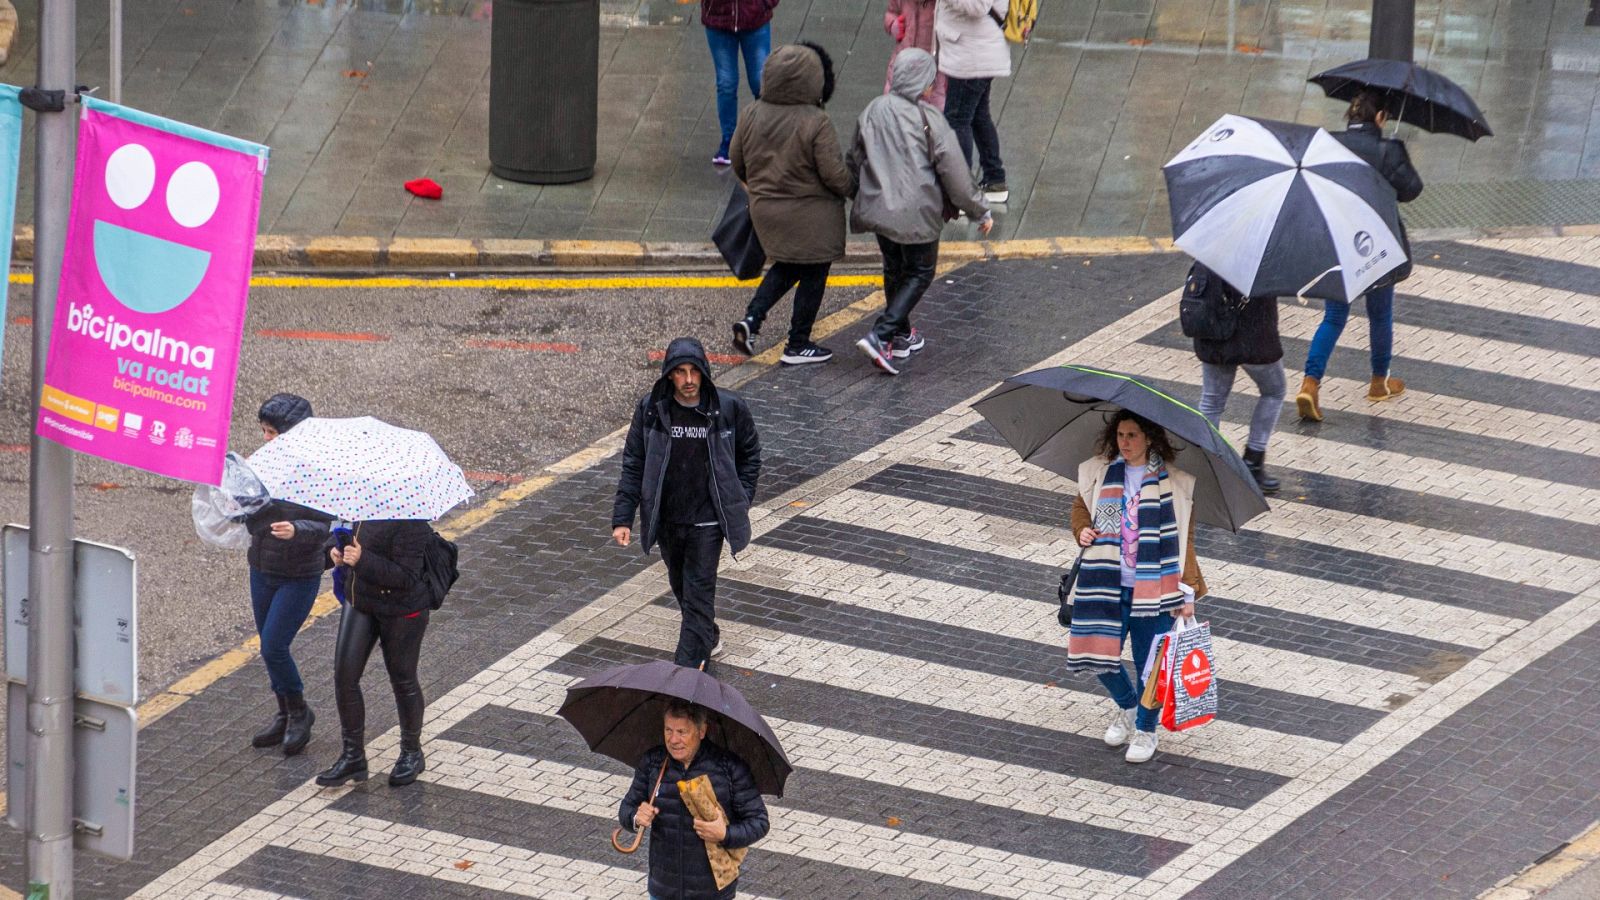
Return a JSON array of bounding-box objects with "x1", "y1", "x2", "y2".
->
[
  {"x1": 889, "y1": 48, "x2": 936, "y2": 102},
  {"x1": 760, "y1": 44, "x2": 825, "y2": 107},
  {"x1": 653, "y1": 336, "x2": 716, "y2": 405}
]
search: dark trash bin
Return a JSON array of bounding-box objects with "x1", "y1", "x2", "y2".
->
[{"x1": 489, "y1": 0, "x2": 598, "y2": 184}]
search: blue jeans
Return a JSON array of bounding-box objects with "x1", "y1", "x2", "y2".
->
[
  {"x1": 249, "y1": 569, "x2": 321, "y2": 696},
  {"x1": 1199, "y1": 360, "x2": 1287, "y2": 453},
  {"x1": 706, "y1": 24, "x2": 770, "y2": 154},
  {"x1": 944, "y1": 75, "x2": 1006, "y2": 185},
  {"x1": 1303, "y1": 284, "x2": 1394, "y2": 380},
  {"x1": 1095, "y1": 587, "x2": 1175, "y2": 733}
]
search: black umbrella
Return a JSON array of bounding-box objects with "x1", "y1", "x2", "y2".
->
[
  {"x1": 558, "y1": 660, "x2": 792, "y2": 796},
  {"x1": 1309, "y1": 59, "x2": 1492, "y2": 141},
  {"x1": 1164, "y1": 114, "x2": 1407, "y2": 303},
  {"x1": 971, "y1": 364, "x2": 1270, "y2": 532}
]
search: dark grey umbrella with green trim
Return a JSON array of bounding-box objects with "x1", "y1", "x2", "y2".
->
[{"x1": 972, "y1": 364, "x2": 1269, "y2": 532}]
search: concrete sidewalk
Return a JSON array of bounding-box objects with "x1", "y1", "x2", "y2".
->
[{"x1": 0, "y1": 0, "x2": 1596, "y2": 245}]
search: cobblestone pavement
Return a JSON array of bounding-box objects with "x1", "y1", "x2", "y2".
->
[
  {"x1": 0, "y1": 0, "x2": 1595, "y2": 240},
  {"x1": 4, "y1": 235, "x2": 1600, "y2": 898}
]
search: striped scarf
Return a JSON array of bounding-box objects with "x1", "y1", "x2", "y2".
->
[{"x1": 1065, "y1": 457, "x2": 1183, "y2": 673}]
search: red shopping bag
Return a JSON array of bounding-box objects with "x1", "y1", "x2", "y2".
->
[{"x1": 1158, "y1": 616, "x2": 1217, "y2": 732}]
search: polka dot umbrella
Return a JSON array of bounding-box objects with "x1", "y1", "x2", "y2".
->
[{"x1": 246, "y1": 416, "x2": 474, "y2": 521}]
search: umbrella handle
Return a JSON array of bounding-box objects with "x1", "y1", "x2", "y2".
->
[
  {"x1": 611, "y1": 757, "x2": 669, "y2": 854},
  {"x1": 611, "y1": 827, "x2": 644, "y2": 853}
]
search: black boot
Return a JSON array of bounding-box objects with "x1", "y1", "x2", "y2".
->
[
  {"x1": 315, "y1": 732, "x2": 368, "y2": 786},
  {"x1": 389, "y1": 732, "x2": 426, "y2": 787},
  {"x1": 1242, "y1": 448, "x2": 1281, "y2": 495},
  {"x1": 250, "y1": 693, "x2": 288, "y2": 748},
  {"x1": 281, "y1": 692, "x2": 315, "y2": 756}
]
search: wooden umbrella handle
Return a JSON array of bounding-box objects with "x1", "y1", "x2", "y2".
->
[{"x1": 611, "y1": 757, "x2": 669, "y2": 854}]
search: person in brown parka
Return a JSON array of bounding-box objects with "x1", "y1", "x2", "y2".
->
[{"x1": 729, "y1": 41, "x2": 855, "y2": 366}]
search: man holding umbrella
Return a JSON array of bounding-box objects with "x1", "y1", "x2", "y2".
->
[
  {"x1": 614, "y1": 337, "x2": 762, "y2": 673},
  {"x1": 618, "y1": 699, "x2": 771, "y2": 899}
]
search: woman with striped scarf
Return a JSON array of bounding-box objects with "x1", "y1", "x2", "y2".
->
[{"x1": 1067, "y1": 412, "x2": 1208, "y2": 764}]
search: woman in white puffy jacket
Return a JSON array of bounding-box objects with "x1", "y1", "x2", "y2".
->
[{"x1": 935, "y1": 0, "x2": 1012, "y2": 202}]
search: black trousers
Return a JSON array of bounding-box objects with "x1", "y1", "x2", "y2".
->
[
  {"x1": 944, "y1": 75, "x2": 1005, "y2": 185},
  {"x1": 872, "y1": 236, "x2": 940, "y2": 343},
  {"x1": 656, "y1": 523, "x2": 723, "y2": 669},
  {"x1": 332, "y1": 604, "x2": 429, "y2": 742},
  {"x1": 745, "y1": 260, "x2": 831, "y2": 350}
]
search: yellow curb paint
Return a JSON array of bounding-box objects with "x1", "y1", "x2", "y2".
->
[
  {"x1": 248, "y1": 274, "x2": 884, "y2": 290},
  {"x1": 1489, "y1": 820, "x2": 1600, "y2": 898}
]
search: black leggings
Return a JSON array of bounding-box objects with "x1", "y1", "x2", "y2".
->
[
  {"x1": 745, "y1": 260, "x2": 831, "y2": 350},
  {"x1": 332, "y1": 604, "x2": 429, "y2": 741}
]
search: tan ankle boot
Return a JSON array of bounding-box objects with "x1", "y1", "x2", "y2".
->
[
  {"x1": 1368, "y1": 375, "x2": 1406, "y2": 401},
  {"x1": 1295, "y1": 376, "x2": 1323, "y2": 421}
]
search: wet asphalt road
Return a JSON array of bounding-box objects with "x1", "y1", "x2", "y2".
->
[{"x1": 0, "y1": 273, "x2": 878, "y2": 700}]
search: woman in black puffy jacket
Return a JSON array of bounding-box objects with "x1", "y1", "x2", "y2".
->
[
  {"x1": 247, "y1": 394, "x2": 332, "y2": 756},
  {"x1": 315, "y1": 518, "x2": 433, "y2": 788}
]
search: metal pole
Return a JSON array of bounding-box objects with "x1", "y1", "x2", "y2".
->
[
  {"x1": 109, "y1": 0, "x2": 122, "y2": 104},
  {"x1": 26, "y1": 0, "x2": 77, "y2": 895},
  {"x1": 1369, "y1": 0, "x2": 1416, "y2": 61}
]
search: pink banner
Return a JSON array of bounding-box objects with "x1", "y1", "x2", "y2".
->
[{"x1": 37, "y1": 100, "x2": 266, "y2": 485}]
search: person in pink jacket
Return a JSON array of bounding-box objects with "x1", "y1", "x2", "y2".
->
[{"x1": 883, "y1": 0, "x2": 945, "y2": 110}]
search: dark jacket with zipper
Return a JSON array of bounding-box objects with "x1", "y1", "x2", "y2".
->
[
  {"x1": 613, "y1": 337, "x2": 761, "y2": 555},
  {"x1": 326, "y1": 519, "x2": 432, "y2": 617},
  {"x1": 246, "y1": 500, "x2": 333, "y2": 580},
  {"x1": 1334, "y1": 122, "x2": 1422, "y2": 289},
  {"x1": 701, "y1": 0, "x2": 777, "y2": 32},
  {"x1": 1193, "y1": 293, "x2": 1282, "y2": 366},
  {"x1": 618, "y1": 741, "x2": 770, "y2": 900}
]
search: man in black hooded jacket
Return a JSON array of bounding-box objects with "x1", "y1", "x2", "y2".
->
[{"x1": 613, "y1": 337, "x2": 761, "y2": 671}]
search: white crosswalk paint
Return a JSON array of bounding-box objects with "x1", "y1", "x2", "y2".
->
[
  {"x1": 1093, "y1": 343, "x2": 1600, "y2": 461},
  {"x1": 1403, "y1": 265, "x2": 1600, "y2": 328},
  {"x1": 493, "y1": 674, "x2": 1236, "y2": 843},
  {"x1": 1276, "y1": 302, "x2": 1590, "y2": 387},
  {"x1": 734, "y1": 541, "x2": 1432, "y2": 711},
  {"x1": 614, "y1": 605, "x2": 1338, "y2": 777},
  {"x1": 422, "y1": 738, "x2": 1146, "y2": 899},
  {"x1": 929, "y1": 438, "x2": 1595, "y2": 593}
]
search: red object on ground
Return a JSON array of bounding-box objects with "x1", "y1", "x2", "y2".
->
[{"x1": 405, "y1": 178, "x2": 443, "y2": 199}]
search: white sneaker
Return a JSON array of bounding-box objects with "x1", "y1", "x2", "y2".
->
[
  {"x1": 1103, "y1": 705, "x2": 1135, "y2": 747},
  {"x1": 1125, "y1": 729, "x2": 1158, "y2": 764},
  {"x1": 710, "y1": 639, "x2": 725, "y2": 659}
]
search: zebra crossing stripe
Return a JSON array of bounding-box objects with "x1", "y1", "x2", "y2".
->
[
  {"x1": 934, "y1": 437, "x2": 1593, "y2": 592},
  {"x1": 1115, "y1": 344, "x2": 1600, "y2": 462},
  {"x1": 489, "y1": 673, "x2": 1237, "y2": 843},
  {"x1": 737, "y1": 540, "x2": 1431, "y2": 712},
  {"x1": 419, "y1": 738, "x2": 1152, "y2": 894},
  {"x1": 1403, "y1": 268, "x2": 1600, "y2": 327},
  {"x1": 608, "y1": 612, "x2": 1338, "y2": 778},
  {"x1": 230, "y1": 807, "x2": 651, "y2": 897}
]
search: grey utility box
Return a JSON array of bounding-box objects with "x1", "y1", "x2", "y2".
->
[{"x1": 489, "y1": 0, "x2": 599, "y2": 184}]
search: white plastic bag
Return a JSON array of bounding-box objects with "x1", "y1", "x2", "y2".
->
[{"x1": 192, "y1": 452, "x2": 270, "y2": 550}]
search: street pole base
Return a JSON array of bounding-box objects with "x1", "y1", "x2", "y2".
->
[{"x1": 489, "y1": 162, "x2": 594, "y2": 185}]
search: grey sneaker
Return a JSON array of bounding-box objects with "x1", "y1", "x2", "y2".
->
[
  {"x1": 982, "y1": 181, "x2": 1009, "y2": 203},
  {"x1": 710, "y1": 639, "x2": 725, "y2": 659},
  {"x1": 855, "y1": 333, "x2": 899, "y2": 375},
  {"x1": 890, "y1": 329, "x2": 926, "y2": 359}
]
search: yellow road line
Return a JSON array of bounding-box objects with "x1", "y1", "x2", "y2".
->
[{"x1": 4, "y1": 272, "x2": 885, "y2": 291}]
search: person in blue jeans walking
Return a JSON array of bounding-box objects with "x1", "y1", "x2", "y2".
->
[
  {"x1": 1296, "y1": 89, "x2": 1424, "y2": 421},
  {"x1": 1067, "y1": 413, "x2": 1207, "y2": 764},
  {"x1": 246, "y1": 394, "x2": 332, "y2": 756},
  {"x1": 702, "y1": 0, "x2": 778, "y2": 166}
]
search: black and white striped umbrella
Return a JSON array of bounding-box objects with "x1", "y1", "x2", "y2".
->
[{"x1": 1164, "y1": 114, "x2": 1407, "y2": 302}]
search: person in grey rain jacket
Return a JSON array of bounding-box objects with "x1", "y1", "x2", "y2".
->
[{"x1": 848, "y1": 49, "x2": 992, "y2": 375}]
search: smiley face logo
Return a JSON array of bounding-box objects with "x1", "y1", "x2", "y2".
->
[{"x1": 94, "y1": 143, "x2": 219, "y2": 314}]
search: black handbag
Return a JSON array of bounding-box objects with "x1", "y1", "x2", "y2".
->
[
  {"x1": 713, "y1": 183, "x2": 766, "y2": 280},
  {"x1": 1057, "y1": 551, "x2": 1083, "y2": 628}
]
